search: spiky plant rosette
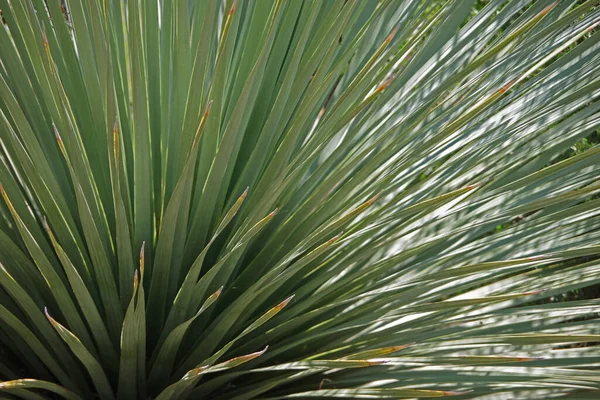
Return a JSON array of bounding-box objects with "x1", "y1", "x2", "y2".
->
[{"x1": 0, "y1": 0, "x2": 600, "y2": 398}]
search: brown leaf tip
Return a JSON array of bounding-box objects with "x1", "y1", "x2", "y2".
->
[
  {"x1": 42, "y1": 216, "x2": 50, "y2": 231},
  {"x1": 318, "y1": 106, "x2": 326, "y2": 118},
  {"x1": 241, "y1": 187, "x2": 249, "y2": 199},
  {"x1": 527, "y1": 255, "x2": 548, "y2": 261},
  {"x1": 367, "y1": 359, "x2": 390, "y2": 366},
  {"x1": 443, "y1": 390, "x2": 473, "y2": 395},
  {"x1": 517, "y1": 357, "x2": 544, "y2": 362},
  {"x1": 377, "y1": 74, "x2": 396, "y2": 93},
  {"x1": 328, "y1": 233, "x2": 343, "y2": 244},
  {"x1": 385, "y1": 26, "x2": 399, "y2": 45},
  {"x1": 500, "y1": 78, "x2": 518, "y2": 94},
  {"x1": 42, "y1": 26, "x2": 49, "y2": 47},
  {"x1": 185, "y1": 365, "x2": 208, "y2": 379},
  {"x1": 276, "y1": 295, "x2": 295, "y2": 311},
  {"x1": 139, "y1": 242, "x2": 146, "y2": 272},
  {"x1": 539, "y1": 1, "x2": 559, "y2": 18},
  {"x1": 52, "y1": 123, "x2": 63, "y2": 143},
  {"x1": 391, "y1": 343, "x2": 414, "y2": 351},
  {"x1": 204, "y1": 100, "x2": 214, "y2": 117},
  {"x1": 231, "y1": 346, "x2": 269, "y2": 364},
  {"x1": 255, "y1": 345, "x2": 269, "y2": 356},
  {"x1": 133, "y1": 269, "x2": 139, "y2": 291},
  {"x1": 523, "y1": 290, "x2": 544, "y2": 296},
  {"x1": 365, "y1": 194, "x2": 379, "y2": 206},
  {"x1": 44, "y1": 307, "x2": 53, "y2": 321}
]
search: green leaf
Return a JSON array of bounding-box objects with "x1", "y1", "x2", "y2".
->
[
  {"x1": 45, "y1": 310, "x2": 114, "y2": 400},
  {"x1": 0, "y1": 380, "x2": 82, "y2": 400}
]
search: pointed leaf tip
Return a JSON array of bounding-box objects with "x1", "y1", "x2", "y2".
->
[
  {"x1": 43, "y1": 307, "x2": 53, "y2": 322},
  {"x1": 133, "y1": 269, "x2": 139, "y2": 292},
  {"x1": 444, "y1": 390, "x2": 472, "y2": 396},
  {"x1": 391, "y1": 343, "x2": 414, "y2": 351},
  {"x1": 365, "y1": 194, "x2": 379, "y2": 206},
  {"x1": 42, "y1": 216, "x2": 50, "y2": 231},
  {"x1": 328, "y1": 233, "x2": 343, "y2": 244},
  {"x1": 278, "y1": 294, "x2": 296, "y2": 309},
  {"x1": 523, "y1": 290, "x2": 544, "y2": 296},
  {"x1": 276, "y1": 295, "x2": 295, "y2": 311},
  {"x1": 367, "y1": 359, "x2": 390, "y2": 366},
  {"x1": 528, "y1": 255, "x2": 548, "y2": 261},
  {"x1": 139, "y1": 242, "x2": 145, "y2": 278},
  {"x1": 499, "y1": 78, "x2": 518, "y2": 94},
  {"x1": 540, "y1": 1, "x2": 558, "y2": 18},
  {"x1": 377, "y1": 75, "x2": 395, "y2": 92},
  {"x1": 384, "y1": 26, "x2": 399, "y2": 44},
  {"x1": 318, "y1": 106, "x2": 326, "y2": 118},
  {"x1": 184, "y1": 365, "x2": 208, "y2": 379},
  {"x1": 241, "y1": 187, "x2": 249, "y2": 199},
  {"x1": 52, "y1": 124, "x2": 62, "y2": 142},
  {"x1": 52, "y1": 124, "x2": 67, "y2": 156},
  {"x1": 231, "y1": 345, "x2": 268, "y2": 364},
  {"x1": 216, "y1": 346, "x2": 269, "y2": 371},
  {"x1": 42, "y1": 26, "x2": 48, "y2": 47},
  {"x1": 268, "y1": 208, "x2": 278, "y2": 218},
  {"x1": 253, "y1": 345, "x2": 269, "y2": 357},
  {"x1": 517, "y1": 357, "x2": 544, "y2": 362},
  {"x1": 204, "y1": 100, "x2": 214, "y2": 117},
  {"x1": 208, "y1": 286, "x2": 224, "y2": 301}
]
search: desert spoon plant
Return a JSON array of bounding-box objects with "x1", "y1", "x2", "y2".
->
[{"x1": 0, "y1": 0, "x2": 599, "y2": 398}]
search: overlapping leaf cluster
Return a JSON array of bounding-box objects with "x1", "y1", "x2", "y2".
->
[{"x1": 0, "y1": 0, "x2": 599, "y2": 399}]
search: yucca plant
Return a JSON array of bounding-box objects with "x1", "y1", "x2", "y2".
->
[{"x1": 0, "y1": 0, "x2": 600, "y2": 398}]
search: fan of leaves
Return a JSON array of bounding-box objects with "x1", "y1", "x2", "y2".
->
[{"x1": 0, "y1": 0, "x2": 600, "y2": 399}]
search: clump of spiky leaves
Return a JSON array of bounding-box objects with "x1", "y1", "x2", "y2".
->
[{"x1": 0, "y1": 0, "x2": 599, "y2": 398}]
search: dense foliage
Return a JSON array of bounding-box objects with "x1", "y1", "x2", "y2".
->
[{"x1": 0, "y1": 0, "x2": 599, "y2": 398}]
